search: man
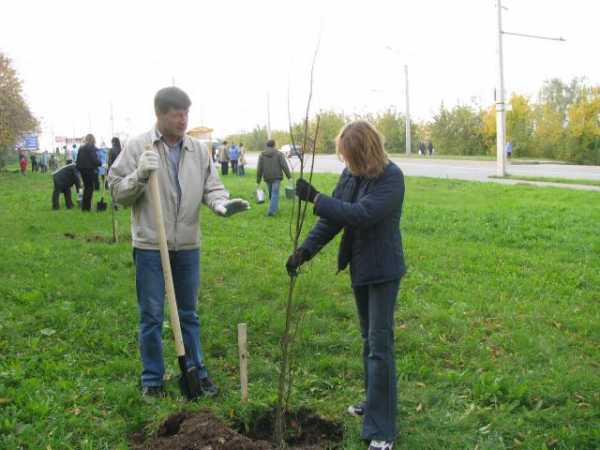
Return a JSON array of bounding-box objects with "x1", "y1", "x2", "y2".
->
[
  {"x1": 51, "y1": 163, "x2": 81, "y2": 209},
  {"x1": 76, "y1": 134, "x2": 101, "y2": 211},
  {"x1": 40, "y1": 150, "x2": 49, "y2": 173},
  {"x1": 228, "y1": 143, "x2": 239, "y2": 175},
  {"x1": 30, "y1": 153, "x2": 38, "y2": 172},
  {"x1": 257, "y1": 139, "x2": 291, "y2": 216},
  {"x1": 107, "y1": 87, "x2": 249, "y2": 398},
  {"x1": 218, "y1": 141, "x2": 229, "y2": 175}
]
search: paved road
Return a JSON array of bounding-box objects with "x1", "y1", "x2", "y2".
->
[{"x1": 245, "y1": 153, "x2": 600, "y2": 191}]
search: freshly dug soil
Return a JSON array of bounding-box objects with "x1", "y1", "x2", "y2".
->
[{"x1": 130, "y1": 408, "x2": 343, "y2": 450}]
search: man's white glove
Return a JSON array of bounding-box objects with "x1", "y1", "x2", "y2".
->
[
  {"x1": 214, "y1": 199, "x2": 250, "y2": 217},
  {"x1": 137, "y1": 151, "x2": 159, "y2": 180}
]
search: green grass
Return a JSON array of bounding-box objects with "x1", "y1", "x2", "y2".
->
[
  {"x1": 1, "y1": 169, "x2": 599, "y2": 450},
  {"x1": 490, "y1": 175, "x2": 600, "y2": 187}
]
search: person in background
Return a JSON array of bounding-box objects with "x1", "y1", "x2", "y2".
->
[
  {"x1": 256, "y1": 139, "x2": 291, "y2": 216},
  {"x1": 51, "y1": 163, "x2": 81, "y2": 210},
  {"x1": 76, "y1": 134, "x2": 101, "y2": 211},
  {"x1": 427, "y1": 140, "x2": 433, "y2": 157},
  {"x1": 65, "y1": 145, "x2": 73, "y2": 164},
  {"x1": 505, "y1": 141, "x2": 513, "y2": 159},
  {"x1": 228, "y1": 142, "x2": 240, "y2": 175},
  {"x1": 71, "y1": 144, "x2": 79, "y2": 163},
  {"x1": 19, "y1": 151, "x2": 27, "y2": 175},
  {"x1": 218, "y1": 141, "x2": 229, "y2": 175},
  {"x1": 286, "y1": 120, "x2": 406, "y2": 450},
  {"x1": 96, "y1": 146, "x2": 108, "y2": 190},
  {"x1": 238, "y1": 143, "x2": 246, "y2": 176},
  {"x1": 108, "y1": 137, "x2": 122, "y2": 169},
  {"x1": 40, "y1": 150, "x2": 49, "y2": 173},
  {"x1": 229, "y1": 144, "x2": 240, "y2": 175},
  {"x1": 30, "y1": 153, "x2": 38, "y2": 173},
  {"x1": 49, "y1": 154, "x2": 57, "y2": 170}
]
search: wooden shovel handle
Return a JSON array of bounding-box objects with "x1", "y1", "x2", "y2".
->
[{"x1": 148, "y1": 168, "x2": 186, "y2": 357}]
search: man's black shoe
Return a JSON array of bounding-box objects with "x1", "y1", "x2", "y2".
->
[
  {"x1": 142, "y1": 385, "x2": 166, "y2": 398},
  {"x1": 199, "y1": 377, "x2": 218, "y2": 397}
]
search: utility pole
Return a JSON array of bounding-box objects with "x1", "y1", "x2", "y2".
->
[
  {"x1": 110, "y1": 102, "x2": 114, "y2": 137},
  {"x1": 405, "y1": 64, "x2": 411, "y2": 155},
  {"x1": 386, "y1": 47, "x2": 412, "y2": 155},
  {"x1": 267, "y1": 92, "x2": 272, "y2": 139},
  {"x1": 496, "y1": 0, "x2": 507, "y2": 176},
  {"x1": 495, "y1": 0, "x2": 565, "y2": 177}
]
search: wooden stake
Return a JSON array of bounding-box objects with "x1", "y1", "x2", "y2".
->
[{"x1": 238, "y1": 323, "x2": 248, "y2": 402}]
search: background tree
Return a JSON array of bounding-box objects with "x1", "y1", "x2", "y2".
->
[
  {"x1": 430, "y1": 103, "x2": 486, "y2": 155},
  {"x1": 506, "y1": 94, "x2": 535, "y2": 157},
  {"x1": 563, "y1": 86, "x2": 600, "y2": 164},
  {"x1": 0, "y1": 52, "x2": 38, "y2": 168}
]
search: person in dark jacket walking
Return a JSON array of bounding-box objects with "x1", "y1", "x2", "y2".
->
[
  {"x1": 51, "y1": 163, "x2": 81, "y2": 209},
  {"x1": 76, "y1": 134, "x2": 101, "y2": 211},
  {"x1": 286, "y1": 120, "x2": 406, "y2": 450},
  {"x1": 256, "y1": 139, "x2": 291, "y2": 216}
]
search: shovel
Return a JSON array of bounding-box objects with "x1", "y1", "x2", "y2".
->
[
  {"x1": 96, "y1": 175, "x2": 108, "y2": 212},
  {"x1": 148, "y1": 164, "x2": 202, "y2": 400}
]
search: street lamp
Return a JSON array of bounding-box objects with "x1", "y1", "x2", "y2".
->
[
  {"x1": 495, "y1": 0, "x2": 565, "y2": 177},
  {"x1": 385, "y1": 47, "x2": 411, "y2": 155}
]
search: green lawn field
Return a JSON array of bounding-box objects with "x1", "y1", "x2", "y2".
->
[{"x1": 0, "y1": 168, "x2": 599, "y2": 449}]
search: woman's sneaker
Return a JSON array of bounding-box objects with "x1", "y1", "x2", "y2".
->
[
  {"x1": 369, "y1": 441, "x2": 393, "y2": 450},
  {"x1": 347, "y1": 402, "x2": 366, "y2": 417}
]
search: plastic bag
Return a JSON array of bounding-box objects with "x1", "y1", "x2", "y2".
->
[{"x1": 255, "y1": 187, "x2": 265, "y2": 204}]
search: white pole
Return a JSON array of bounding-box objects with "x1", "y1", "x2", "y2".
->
[
  {"x1": 267, "y1": 92, "x2": 272, "y2": 139},
  {"x1": 110, "y1": 102, "x2": 114, "y2": 137},
  {"x1": 496, "y1": 0, "x2": 507, "y2": 177},
  {"x1": 405, "y1": 64, "x2": 411, "y2": 155}
]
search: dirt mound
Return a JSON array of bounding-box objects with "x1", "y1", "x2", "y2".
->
[
  {"x1": 237, "y1": 407, "x2": 343, "y2": 449},
  {"x1": 130, "y1": 408, "x2": 343, "y2": 450}
]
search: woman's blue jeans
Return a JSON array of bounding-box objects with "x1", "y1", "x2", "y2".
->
[
  {"x1": 133, "y1": 248, "x2": 208, "y2": 387},
  {"x1": 353, "y1": 279, "x2": 400, "y2": 442}
]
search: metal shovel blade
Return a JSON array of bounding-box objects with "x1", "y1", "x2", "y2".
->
[{"x1": 177, "y1": 356, "x2": 202, "y2": 400}]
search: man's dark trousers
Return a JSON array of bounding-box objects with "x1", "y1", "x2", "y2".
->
[{"x1": 52, "y1": 182, "x2": 73, "y2": 210}]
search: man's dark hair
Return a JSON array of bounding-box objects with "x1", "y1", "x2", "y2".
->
[
  {"x1": 266, "y1": 139, "x2": 275, "y2": 148},
  {"x1": 154, "y1": 87, "x2": 192, "y2": 114},
  {"x1": 223, "y1": 140, "x2": 228, "y2": 145}
]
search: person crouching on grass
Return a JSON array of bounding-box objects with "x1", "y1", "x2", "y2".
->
[
  {"x1": 286, "y1": 120, "x2": 406, "y2": 450},
  {"x1": 108, "y1": 87, "x2": 249, "y2": 398}
]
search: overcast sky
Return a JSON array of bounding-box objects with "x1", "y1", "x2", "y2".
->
[{"x1": 2, "y1": 0, "x2": 598, "y2": 148}]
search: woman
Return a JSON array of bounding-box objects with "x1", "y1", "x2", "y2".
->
[
  {"x1": 286, "y1": 120, "x2": 406, "y2": 450},
  {"x1": 75, "y1": 134, "x2": 100, "y2": 211}
]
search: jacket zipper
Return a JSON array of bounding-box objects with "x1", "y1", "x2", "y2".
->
[{"x1": 173, "y1": 146, "x2": 185, "y2": 251}]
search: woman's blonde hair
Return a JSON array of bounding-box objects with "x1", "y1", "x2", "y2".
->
[{"x1": 336, "y1": 120, "x2": 388, "y2": 178}]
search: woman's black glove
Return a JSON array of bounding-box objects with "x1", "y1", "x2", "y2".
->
[
  {"x1": 295, "y1": 178, "x2": 319, "y2": 203},
  {"x1": 286, "y1": 248, "x2": 310, "y2": 276}
]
